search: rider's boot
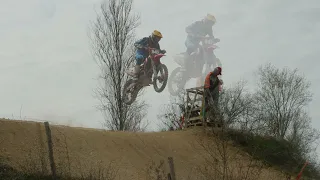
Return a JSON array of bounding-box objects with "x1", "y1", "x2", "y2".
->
[
  {"x1": 180, "y1": 61, "x2": 187, "y2": 72},
  {"x1": 182, "y1": 54, "x2": 190, "y2": 71},
  {"x1": 181, "y1": 53, "x2": 191, "y2": 72},
  {"x1": 133, "y1": 65, "x2": 140, "y2": 81},
  {"x1": 147, "y1": 76, "x2": 152, "y2": 86},
  {"x1": 181, "y1": 48, "x2": 192, "y2": 71}
]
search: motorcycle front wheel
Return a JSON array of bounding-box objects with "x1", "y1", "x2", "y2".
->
[{"x1": 153, "y1": 64, "x2": 168, "y2": 93}]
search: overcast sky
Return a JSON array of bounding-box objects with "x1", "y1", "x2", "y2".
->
[{"x1": 0, "y1": 0, "x2": 319, "y2": 133}]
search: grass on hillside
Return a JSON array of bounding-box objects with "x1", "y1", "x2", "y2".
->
[
  {"x1": 1, "y1": 118, "x2": 317, "y2": 180},
  {"x1": 225, "y1": 129, "x2": 320, "y2": 179},
  {"x1": 0, "y1": 157, "x2": 118, "y2": 180}
]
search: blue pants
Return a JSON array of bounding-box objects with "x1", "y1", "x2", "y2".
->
[
  {"x1": 135, "y1": 51, "x2": 147, "y2": 65},
  {"x1": 185, "y1": 37, "x2": 200, "y2": 54}
]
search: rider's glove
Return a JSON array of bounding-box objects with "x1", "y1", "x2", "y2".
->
[
  {"x1": 161, "y1": 49, "x2": 166, "y2": 54},
  {"x1": 215, "y1": 38, "x2": 220, "y2": 43},
  {"x1": 219, "y1": 79, "x2": 223, "y2": 85}
]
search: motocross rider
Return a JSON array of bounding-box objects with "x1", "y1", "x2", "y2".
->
[
  {"x1": 133, "y1": 30, "x2": 166, "y2": 81},
  {"x1": 183, "y1": 13, "x2": 220, "y2": 71},
  {"x1": 203, "y1": 66, "x2": 223, "y2": 121}
]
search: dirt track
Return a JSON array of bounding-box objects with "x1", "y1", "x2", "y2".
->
[{"x1": 0, "y1": 119, "x2": 286, "y2": 179}]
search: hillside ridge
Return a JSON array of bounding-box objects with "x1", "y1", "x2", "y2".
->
[{"x1": 0, "y1": 118, "x2": 286, "y2": 179}]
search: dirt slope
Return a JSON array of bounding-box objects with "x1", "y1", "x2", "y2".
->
[{"x1": 0, "y1": 119, "x2": 286, "y2": 179}]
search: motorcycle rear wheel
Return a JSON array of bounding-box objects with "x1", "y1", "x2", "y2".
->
[
  {"x1": 167, "y1": 67, "x2": 187, "y2": 96},
  {"x1": 122, "y1": 79, "x2": 139, "y2": 105}
]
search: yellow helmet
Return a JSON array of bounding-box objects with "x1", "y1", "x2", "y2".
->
[
  {"x1": 206, "y1": 13, "x2": 216, "y2": 24},
  {"x1": 152, "y1": 30, "x2": 163, "y2": 38}
]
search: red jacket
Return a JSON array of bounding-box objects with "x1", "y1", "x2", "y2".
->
[{"x1": 204, "y1": 67, "x2": 222, "y2": 89}]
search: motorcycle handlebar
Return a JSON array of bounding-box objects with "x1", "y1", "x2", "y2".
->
[
  {"x1": 188, "y1": 34, "x2": 220, "y2": 41},
  {"x1": 136, "y1": 46, "x2": 166, "y2": 55},
  {"x1": 188, "y1": 33, "x2": 205, "y2": 38}
]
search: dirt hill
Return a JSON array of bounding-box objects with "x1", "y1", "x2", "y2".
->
[{"x1": 0, "y1": 118, "x2": 288, "y2": 179}]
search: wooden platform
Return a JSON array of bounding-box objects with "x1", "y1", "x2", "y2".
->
[
  {"x1": 184, "y1": 86, "x2": 223, "y2": 129},
  {"x1": 185, "y1": 115, "x2": 223, "y2": 128}
]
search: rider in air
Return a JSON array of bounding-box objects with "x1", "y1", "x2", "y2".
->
[
  {"x1": 183, "y1": 13, "x2": 220, "y2": 71},
  {"x1": 133, "y1": 30, "x2": 166, "y2": 82}
]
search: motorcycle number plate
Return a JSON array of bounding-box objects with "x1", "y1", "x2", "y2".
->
[
  {"x1": 204, "y1": 39, "x2": 213, "y2": 44},
  {"x1": 151, "y1": 49, "x2": 160, "y2": 54}
]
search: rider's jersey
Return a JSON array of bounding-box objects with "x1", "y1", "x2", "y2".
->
[
  {"x1": 185, "y1": 20, "x2": 214, "y2": 40},
  {"x1": 134, "y1": 36, "x2": 161, "y2": 56}
]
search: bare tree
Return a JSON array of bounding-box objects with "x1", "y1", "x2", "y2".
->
[
  {"x1": 251, "y1": 63, "x2": 320, "y2": 170},
  {"x1": 253, "y1": 63, "x2": 313, "y2": 139},
  {"x1": 190, "y1": 82, "x2": 260, "y2": 180},
  {"x1": 89, "y1": 0, "x2": 148, "y2": 131},
  {"x1": 193, "y1": 123, "x2": 265, "y2": 180},
  {"x1": 157, "y1": 90, "x2": 186, "y2": 131},
  {"x1": 216, "y1": 80, "x2": 257, "y2": 131},
  {"x1": 286, "y1": 111, "x2": 320, "y2": 158},
  {"x1": 191, "y1": 80, "x2": 287, "y2": 180}
]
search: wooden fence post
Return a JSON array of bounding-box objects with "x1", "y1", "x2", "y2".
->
[
  {"x1": 44, "y1": 121, "x2": 57, "y2": 179},
  {"x1": 168, "y1": 157, "x2": 176, "y2": 180}
]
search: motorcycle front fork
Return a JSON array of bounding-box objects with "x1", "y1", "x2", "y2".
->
[{"x1": 151, "y1": 60, "x2": 164, "y2": 82}]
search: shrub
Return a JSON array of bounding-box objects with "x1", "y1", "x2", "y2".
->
[{"x1": 226, "y1": 129, "x2": 320, "y2": 179}]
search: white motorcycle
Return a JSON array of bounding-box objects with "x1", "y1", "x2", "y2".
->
[{"x1": 168, "y1": 36, "x2": 222, "y2": 96}]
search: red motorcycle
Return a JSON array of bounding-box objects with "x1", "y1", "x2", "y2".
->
[
  {"x1": 123, "y1": 47, "x2": 168, "y2": 105},
  {"x1": 168, "y1": 36, "x2": 222, "y2": 96}
]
